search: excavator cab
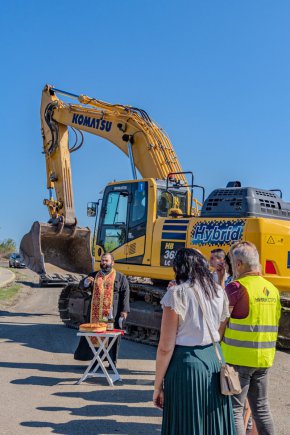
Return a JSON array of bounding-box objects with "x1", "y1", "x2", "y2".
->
[
  {"x1": 93, "y1": 177, "x2": 191, "y2": 268},
  {"x1": 94, "y1": 180, "x2": 149, "y2": 264}
]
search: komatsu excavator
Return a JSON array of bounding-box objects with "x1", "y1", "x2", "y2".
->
[{"x1": 20, "y1": 85, "x2": 290, "y2": 347}]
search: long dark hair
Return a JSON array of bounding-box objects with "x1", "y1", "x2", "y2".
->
[
  {"x1": 225, "y1": 253, "x2": 233, "y2": 277},
  {"x1": 173, "y1": 248, "x2": 218, "y2": 298}
]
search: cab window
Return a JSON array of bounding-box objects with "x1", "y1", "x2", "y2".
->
[
  {"x1": 102, "y1": 228, "x2": 126, "y2": 252},
  {"x1": 157, "y1": 189, "x2": 187, "y2": 217},
  {"x1": 104, "y1": 191, "x2": 128, "y2": 225},
  {"x1": 130, "y1": 182, "x2": 147, "y2": 225}
]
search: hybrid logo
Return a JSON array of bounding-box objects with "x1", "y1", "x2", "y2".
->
[
  {"x1": 72, "y1": 114, "x2": 112, "y2": 132},
  {"x1": 263, "y1": 287, "x2": 270, "y2": 297},
  {"x1": 191, "y1": 219, "x2": 246, "y2": 246}
]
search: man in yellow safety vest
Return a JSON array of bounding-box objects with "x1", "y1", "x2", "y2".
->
[{"x1": 221, "y1": 241, "x2": 281, "y2": 435}]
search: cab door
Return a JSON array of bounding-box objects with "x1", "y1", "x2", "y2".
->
[
  {"x1": 96, "y1": 181, "x2": 148, "y2": 264},
  {"x1": 126, "y1": 181, "x2": 148, "y2": 264},
  {"x1": 97, "y1": 185, "x2": 130, "y2": 262}
]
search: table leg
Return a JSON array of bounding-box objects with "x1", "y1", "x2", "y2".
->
[
  {"x1": 94, "y1": 337, "x2": 115, "y2": 386},
  {"x1": 103, "y1": 345, "x2": 121, "y2": 381},
  {"x1": 76, "y1": 337, "x2": 108, "y2": 384},
  {"x1": 77, "y1": 335, "x2": 121, "y2": 386},
  {"x1": 88, "y1": 336, "x2": 110, "y2": 372}
]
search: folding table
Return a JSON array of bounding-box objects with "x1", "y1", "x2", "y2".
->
[{"x1": 76, "y1": 330, "x2": 124, "y2": 386}]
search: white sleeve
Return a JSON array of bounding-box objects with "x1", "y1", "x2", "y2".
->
[
  {"x1": 220, "y1": 289, "x2": 230, "y2": 322},
  {"x1": 160, "y1": 285, "x2": 187, "y2": 320}
]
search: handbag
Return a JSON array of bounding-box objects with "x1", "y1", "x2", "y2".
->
[
  {"x1": 194, "y1": 289, "x2": 242, "y2": 396},
  {"x1": 220, "y1": 363, "x2": 242, "y2": 396}
]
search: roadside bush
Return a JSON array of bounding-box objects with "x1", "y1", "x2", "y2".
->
[{"x1": 0, "y1": 239, "x2": 17, "y2": 259}]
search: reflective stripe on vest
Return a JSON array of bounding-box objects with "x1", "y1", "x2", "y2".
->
[
  {"x1": 227, "y1": 322, "x2": 278, "y2": 333},
  {"x1": 221, "y1": 275, "x2": 281, "y2": 368},
  {"x1": 223, "y1": 337, "x2": 277, "y2": 349}
]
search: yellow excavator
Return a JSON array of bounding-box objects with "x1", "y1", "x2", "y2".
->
[{"x1": 20, "y1": 85, "x2": 290, "y2": 347}]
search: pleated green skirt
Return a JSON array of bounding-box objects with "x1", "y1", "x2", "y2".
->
[{"x1": 162, "y1": 344, "x2": 236, "y2": 435}]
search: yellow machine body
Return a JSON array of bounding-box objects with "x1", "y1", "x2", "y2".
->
[{"x1": 94, "y1": 178, "x2": 290, "y2": 293}]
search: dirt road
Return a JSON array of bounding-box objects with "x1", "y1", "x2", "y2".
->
[
  {"x1": 0, "y1": 267, "x2": 161, "y2": 434},
  {"x1": 0, "y1": 266, "x2": 289, "y2": 434}
]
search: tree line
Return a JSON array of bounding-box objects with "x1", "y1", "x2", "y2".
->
[{"x1": 0, "y1": 239, "x2": 17, "y2": 258}]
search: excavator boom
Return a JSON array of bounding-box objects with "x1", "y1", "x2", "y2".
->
[{"x1": 20, "y1": 85, "x2": 190, "y2": 283}]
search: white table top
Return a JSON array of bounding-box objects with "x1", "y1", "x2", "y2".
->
[{"x1": 77, "y1": 331, "x2": 123, "y2": 337}]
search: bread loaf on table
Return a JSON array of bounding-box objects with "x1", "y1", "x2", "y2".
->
[{"x1": 79, "y1": 322, "x2": 107, "y2": 333}]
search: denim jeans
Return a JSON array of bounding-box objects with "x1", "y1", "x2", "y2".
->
[{"x1": 231, "y1": 365, "x2": 275, "y2": 435}]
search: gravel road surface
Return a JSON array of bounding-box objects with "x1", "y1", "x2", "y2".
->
[{"x1": 0, "y1": 265, "x2": 289, "y2": 434}]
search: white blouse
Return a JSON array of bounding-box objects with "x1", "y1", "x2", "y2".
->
[{"x1": 161, "y1": 280, "x2": 229, "y2": 346}]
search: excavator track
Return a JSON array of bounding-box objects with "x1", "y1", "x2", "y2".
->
[
  {"x1": 58, "y1": 283, "x2": 92, "y2": 329},
  {"x1": 124, "y1": 279, "x2": 166, "y2": 345},
  {"x1": 277, "y1": 295, "x2": 290, "y2": 349},
  {"x1": 58, "y1": 284, "x2": 79, "y2": 329}
]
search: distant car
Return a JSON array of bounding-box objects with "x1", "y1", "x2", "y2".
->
[{"x1": 9, "y1": 253, "x2": 26, "y2": 268}]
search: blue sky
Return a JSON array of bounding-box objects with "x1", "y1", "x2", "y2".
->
[{"x1": 1, "y1": 0, "x2": 290, "y2": 247}]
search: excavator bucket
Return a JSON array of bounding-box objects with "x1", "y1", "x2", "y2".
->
[{"x1": 20, "y1": 222, "x2": 93, "y2": 285}]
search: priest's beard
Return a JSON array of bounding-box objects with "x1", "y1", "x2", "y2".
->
[{"x1": 100, "y1": 264, "x2": 113, "y2": 274}]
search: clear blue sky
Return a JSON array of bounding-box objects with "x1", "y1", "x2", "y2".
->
[{"x1": 1, "y1": 0, "x2": 290, "y2": 247}]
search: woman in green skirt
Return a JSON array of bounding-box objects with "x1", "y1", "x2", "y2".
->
[{"x1": 153, "y1": 248, "x2": 236, "y2": 435}]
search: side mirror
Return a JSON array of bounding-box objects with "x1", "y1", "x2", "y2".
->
[{"x1": 87, "y1": 202, "x2": 97, "y2": 217}]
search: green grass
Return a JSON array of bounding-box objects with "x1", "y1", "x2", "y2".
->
[{"x1": 0, "y1": 285, "x2": 21, "y2": 301}]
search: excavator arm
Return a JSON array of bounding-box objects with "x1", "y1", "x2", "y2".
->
[
  {"x1": 20, "y1": 84, "x2": 188, "y2": 281},
  {"x1": 41, "y1": 84, "x2": 185, "y2": 223}
]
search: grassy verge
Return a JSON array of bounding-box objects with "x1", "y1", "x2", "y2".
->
[{"x1": 0, "y1": 285, "x2": 21, "y2": 301}]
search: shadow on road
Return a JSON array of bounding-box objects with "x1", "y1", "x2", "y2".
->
[
  {"x1": 0, "y1": 321, "x2": 157, "y2": 361},
  {"x1": 20, "y1": 382, "x2": 160, "y2": 434},
  {"x1": 54, "y1": 389, "x2": 154, "y2": 404},
  {"x1": 0, "y1": 322, "x2": 77, "y2": 354},
  {"x1": 0, "y1": 360, "x2": 155, "y2": 377},
  {"x1": 11, "y1": 375, "x2": 78, "y2": 386},
  {"x1": 37, "y1": 403, "x2": 160, "y2": 417},
  {"x1": 15, "y1": 279, "x2": 38, "y2": 287},
  {"x1": 10, "y1": 374, "x2": 154, "y2": 388},
  {"x1": 0, "y1": 311, "x2": 53, "y2": 317},
  {"x1": 8, "y1": 366, "x2": 155, "y2": 387},
  {"x1": 118, "y1": 340, "x2": 156, "y2": 361},
  {"x1": 21, "y1": 390, "x2": 161, "y2": 434},
  {"x1": 21, "y1": 418, "x2": 161, "y2": 434},
  {"x1": 0, "y1": 361, "x2": 83, "y2": 373}
]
